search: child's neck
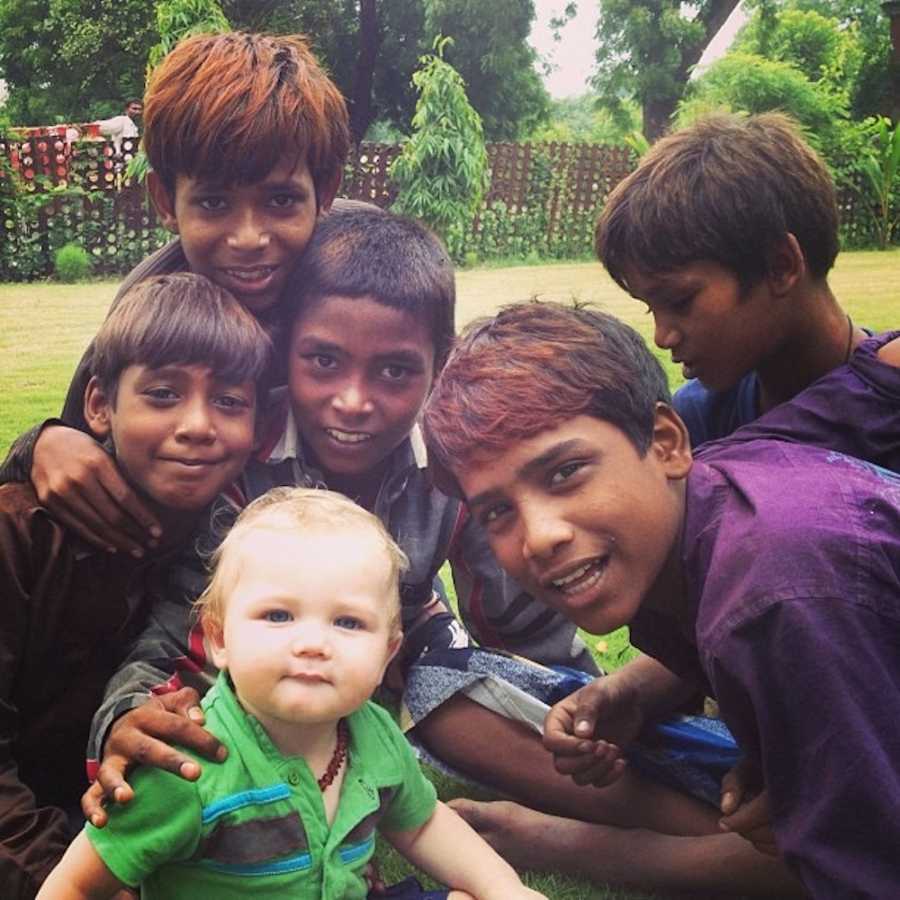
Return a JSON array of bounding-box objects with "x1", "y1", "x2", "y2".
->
[
  {"x1": 265, "y1": 716, "x2": 340, "y2": 763},
  {"x1": 756, "y1": 284, "x2": 859, "y2": 415}
]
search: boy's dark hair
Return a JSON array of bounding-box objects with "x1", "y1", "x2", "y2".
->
[
  {"x1": 596, "y1": 112, "x2": 839, "y2": 292},
  {"x1": 285, "y1": 206, "x2": 456, "y2": 371},
  {"x1": 423, "y1": 301, "x2": 670, "y2": 492},
  {"x1": 92, "y1": 273, "x2": 272, "y2": 403},
  {"x1": 143, "y1": 32, "x2": 349, "y2": 203}
]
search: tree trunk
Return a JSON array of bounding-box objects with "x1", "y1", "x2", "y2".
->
[
  {"x1": 641, "y1": 0, "x2": 741, "y2": 143},
  {"x1": 348, "y1": 0, "x2": 379, "y2": 145},
  {"x1": 643, "y1": 95, "x2": 676, "y2": 142}
]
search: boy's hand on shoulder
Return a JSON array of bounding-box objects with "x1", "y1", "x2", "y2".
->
[
  {"x1": 33, "y1": 425, "x2": 160, "y2": 556},
  {"x1": 543, "y1": 675, "x2": 642, "y2": 788},
  {"x1": 82, "y1": 687, "x2": 225, "y2": 826}
]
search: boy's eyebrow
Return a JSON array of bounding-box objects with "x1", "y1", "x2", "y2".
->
[
  {"x1": 516, "y1": 439, "x2": 586, "y2": 480},
  {"x1": 293, "y1": 336, "x2": 342, "y2": 352},
  {"x1": 293, "y1": 336, "x2": 428, "y2": 367},
  {"x1": 372, "y1": 349, "x2": 428, "y2": 367},
  {"x1": 262, "y1": 179, "x2": 311, "y2": 192}
]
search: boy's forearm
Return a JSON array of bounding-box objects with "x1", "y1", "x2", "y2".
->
[
  {"x1": 0, "y1": 422, "x2": 47, "y2": 484},
  {"x1": 614, "y1": 653, "x2": 698, "y2": 721},
  {"x1": 88, "y1": 587, "x2": 209, "y2": 763},
  {"x1": 384, "y1": 801, "x2": 526, "y2": 899}
]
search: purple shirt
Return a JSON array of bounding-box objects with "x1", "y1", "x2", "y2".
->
[
  {"x1": 708, "y1": 330, "x2": 900, "y2": 470},
  {"x1": 672, "y1": 331, "x2": 900, "y2": 454},
  {"x1": 632, "y1": 441, "x2": 900, "y2": 896}
]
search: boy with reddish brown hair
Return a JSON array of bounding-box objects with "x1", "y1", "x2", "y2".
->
[
  {"x1": 1, "y1": 30, "x2": 350, "y2": 555},
  {"x1": 422, "y1": 300, "x2": 900, "y2": 896}
]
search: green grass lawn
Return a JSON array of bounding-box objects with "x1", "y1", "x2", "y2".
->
[
  {"x1": 3, "y1": 248, "x2": 899, "y2": 457},
  {"x1": 1, "y1": 249, "x2": 898, "y2": 898}
]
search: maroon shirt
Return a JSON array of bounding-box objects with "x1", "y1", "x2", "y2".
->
[{"x1": 0, "y1": 482, "x2": 164, "y2": 897}]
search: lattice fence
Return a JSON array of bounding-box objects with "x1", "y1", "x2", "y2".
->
[{"x1": 0, "y1": 136, "x2": 888, "y2": 281}]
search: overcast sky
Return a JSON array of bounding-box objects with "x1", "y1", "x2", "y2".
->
[{"x1": 529, "y1": 1, "x2": 749, "y2": 99}]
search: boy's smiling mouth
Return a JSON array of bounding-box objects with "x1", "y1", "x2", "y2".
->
[
  {"x1": 543, "y1": 555, "x2": 610, "y2": 598},
  {"x1": 222, "y1": 264, "x2": 278, "y2": 284},
  {"x1": 326, "y1": 427, "x2": 373, "y2": 445}
]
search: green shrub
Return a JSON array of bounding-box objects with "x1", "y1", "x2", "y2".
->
[{"x1": 54, "y1": 242, "x2": 92, "y2": 282}]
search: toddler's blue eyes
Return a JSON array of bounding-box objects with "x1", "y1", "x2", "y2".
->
[
  {"x1": 335, "y1": 616, "x2": 364, "y2": 630},
  {"x1": 264, "y1": 610, "x2": 292, "y2": 623}
]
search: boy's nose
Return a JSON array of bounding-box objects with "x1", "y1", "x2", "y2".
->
[
  {"x1": 332, "y1": 381, "x2": 373, "y2": 417},
  {"x1": 227, "y1": 210, "x2": 271, "y2": 251},
  {"x1": 521, "y1": 507, "x2": 573, "y2": 562},
  {"x1": 175, "y1": 399, "x2": 217, "y2": 443},
  {"x1": 653, "y1": 312, "x2": 680, "y2": 350}
]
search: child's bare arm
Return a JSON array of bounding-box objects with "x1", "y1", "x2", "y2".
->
[
  {"x1": 383, "y1": 800, "x2": 546, "y2": 900},
  {"x1": 36, "y1": 830, "x2": 128, "y2": 900}
]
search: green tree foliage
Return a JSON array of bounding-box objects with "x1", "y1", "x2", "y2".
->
[
  {"x1": 859, "y1": 117, "x2": 900, "y2": 249},
  {"x1": 0, "y1": 0, "x2": 548, "y2": 141},
  {"x1": 424, "y1": 0, "x2": 549, "y2": 140},
  {"x1": 592, "y1": 0, "x2": 741, "y2": 141},
  {"x1": 678, "y1": 52, "x2": 841, "y2": 136},
  {"x1": 528, "y1": 94, "x2": 640, "y2": 144},
  {"x1": 735, "y1": 5, "x2": 867, "y2": 118},
  {"x1": 0, "y1": 0, "x2": 156, "y2": 124},
  {"x1": 678, "y1": 2, "x2": 896, "y2": 247},
  {"x1": 389, "y1": 36, "x2": 489, "y2": 252},
  {"x1": 750, "y1": 0, "x2": 892, "y2": 118},
  {"x1": 148, "y1": 0, "x2": 230, "y2": 72}
]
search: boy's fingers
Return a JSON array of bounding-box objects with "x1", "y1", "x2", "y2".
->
[
  {"x1": 95, "y1": 465, "x2": 161, "y2": 541},
  {"x1": 81, "y1": 778, "x2": 113, "y2": 825},
  {"x1": 719, "y1": 762, "x2": 748, "y2": 813},
  {"x1": 104, "y1": 730, "x2": 205, "y2": 783},
  {"x1": 568, "y1": 743, "x2": 626, "y2": 787},
  {"x1": 107, "y1": 702, "x2": 225, "y2": 765},
  {"x1": 34, "y1": 434, "x2": 159, "y2": 552},
  {"x1": 544, "y1": 679, "x2": 607, "y2": 748},
  {"x1": 570, "y1": 679, "x2": 608, "y2": 737},
  {"x1": 52, "y1": 488, "x2": 151, "y2": 557},
  {"x1": 78, "y1": 464, "x2": 160, "y2": 550},
  {"x1": 719, "y1": 790, "x2": 770, "y2": 834},
  {"x1": 156, "y1": 686, "x2": 205, "y2": 723}
]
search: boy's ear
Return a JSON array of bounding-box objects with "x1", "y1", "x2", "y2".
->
[
  {"x1": 316, "y1": 169, "x2": 341, "y2": 214},
  {"x1": 651, "y1": 403, "x2": 692, "y2": 480},
  {"x1": 83, "y1": 376, "x2": 112, "y2": 439},
  {"x1": 147, "y1": 171, "x2": 179, "y2": 234},
  {"x1": 766, "y1": 233, "x2": 805, "y2": 296}
]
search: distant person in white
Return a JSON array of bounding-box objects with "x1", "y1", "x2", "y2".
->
[{"x1": 96, "y1": 100, "x2": 142, "y2": 154}]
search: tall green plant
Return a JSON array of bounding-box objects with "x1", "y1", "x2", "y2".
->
[
  {"x1": 859, "y1": 117, "x2": 900, "y2": 250},
  {"x1": 389, "y1": 36, "x2": 490, "y2": 250}
]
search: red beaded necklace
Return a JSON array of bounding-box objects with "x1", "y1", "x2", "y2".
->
[{"x1": 317, "y1": 719, "x2": 349, "y2": 792}]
